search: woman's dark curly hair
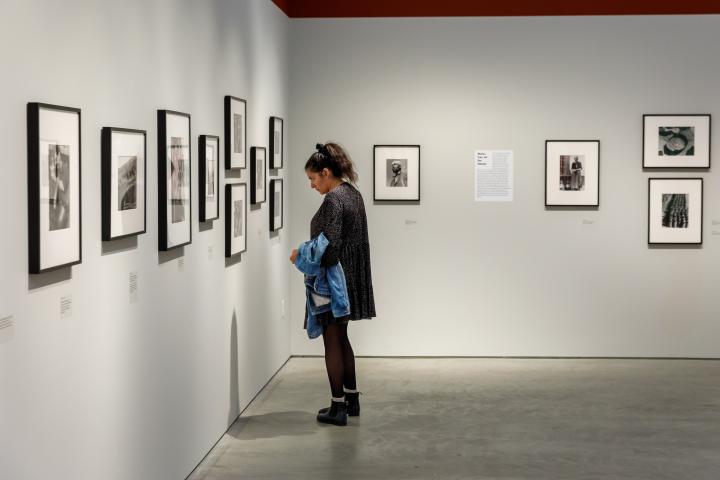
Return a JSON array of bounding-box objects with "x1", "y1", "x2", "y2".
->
[{"x1": 305, "y1": 142, "x2": 358, "y2": 184}]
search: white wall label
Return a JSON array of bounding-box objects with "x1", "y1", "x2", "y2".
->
[
  {"x1": 60, "y1": 296, "x2": 73, "y2": 318},
  {"x1": 208, "y1": 245, "x2": 214, "y2": 260},
  {"x1": 404, "y1": 219, "x2": 418, "y2": 226},
  {"x1": 712, "y1": 220, "x2": 720, "y2": 226},
  {"x1": 583, "y1": 219, "x2": 595, "y2": 225},
  {"x1": 178, "y1": 257, "x2": 185, "y2": 272},
  {"x1": 129, "y1": 271, "x2": 139, "y2": 304},
  {"x1": 475, "y1": 150, "x2": 513, "y2": 202},
  {"x1": 0, "y1": 316, "x2": 14, "y2": 331}
]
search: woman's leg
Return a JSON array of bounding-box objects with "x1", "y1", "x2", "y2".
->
[
  {"x1": 322, "y1": 324, "x2": 345, "y2": 399},
  {"x1": 338, "y1": 323, "x2": 356, "y2": 391}
]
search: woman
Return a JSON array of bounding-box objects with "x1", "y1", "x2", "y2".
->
[{"x1": 290, "y1": 142, "x2": 376, "y2": 426}]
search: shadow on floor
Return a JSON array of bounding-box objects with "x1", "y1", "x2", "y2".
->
[{"x1": 228, "y1": 411, "x2": 318, "y2": 440}]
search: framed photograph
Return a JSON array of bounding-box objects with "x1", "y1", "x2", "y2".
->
[
  {"x1": 27, "y1": 102, "x2": 82, "y2": 273},
  {"x1": 269, "y1": 116, "x2": 283, "y2": 169},
  {"x1": 648, "y1": 178, "x2": 703, "y2": 245},
  {"x1": 269, "y1": 179, "x2": 283, "y2": 231},
  {"x1": 101, "y1": 127, "x2": 146, "y2": 241},
  {"x1": 250, "y1": 147, "x2": 267, "y2": 204},
  {"x1": 643, "y1": 115, "x2": 711, "y2": 168},
  {"x1": 373, "y1": 145, "x2": 420, "y2": 201},
  {"x1": 158, "y1": 110, "x2": 191, "y2": 251},
  {"x1": 224, "y1": 96, "x2": 246, "y2": 169},
  {"x1": 545, "y1": 140, "x2": 600, "y2": 207},
  {"x1": 225, "y1": 183, "x2": 247, "y2": 258},
  {"x1": 199, "y1": 135, "x2": 220, "y2": 222}
]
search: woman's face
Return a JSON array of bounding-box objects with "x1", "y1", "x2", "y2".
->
[{"x1": 306, "y1": 168, "x2": 333, "y2": 194}]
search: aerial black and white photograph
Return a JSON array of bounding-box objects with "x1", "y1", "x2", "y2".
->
[
  {"x1": 559, "y1": 155, "x2": 584, "y2": 191},
  {"x1": 386, "y1": 158, "x2": 408, "y2": 187},
  {"x1": 206, "y1": 151, "x2": 215, "y2": 199},
  {"x1": 661, "y1": 193, "x2": 688, "y2": 228},
  {"x1": 48, "y1": 144, "x2": 71, "y2": 231},
  {"x1": 251, "y1": 147, "x2": 267, "y2": 204},
  {"x1": 659, "y1": 126, "x2": 694, "y2": 156},
  {"x1": 234, "y1": 199, "x2": 243, "y2": 238},
  {"x1": 117, "y1": 156, "x2": 137, "y2": 211},
  {"x1": 170, "y1": 136, "x2": 186, "y2": 224},
  {"x1": 257, "y1": 157, "x2": 265, "y2": 191}
]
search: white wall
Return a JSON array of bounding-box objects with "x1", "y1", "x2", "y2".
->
[
  {"x1": 0, "y1": 1, "x2": 290, "y2": 479},
  {"x1": 289, "y1": 16, "x2": 720, "y2": 358}
]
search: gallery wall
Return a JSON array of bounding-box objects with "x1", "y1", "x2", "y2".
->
[
  {"x1": 288, "y1": 15, "x2": 720, "y2": 358},
  {"x1": 0, "y1": 1, "x2": 290, "y2": 479}
]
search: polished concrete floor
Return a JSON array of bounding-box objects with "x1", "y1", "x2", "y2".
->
[{"x1": 188, "y1": 357, "x2": 720, "y2": 480}]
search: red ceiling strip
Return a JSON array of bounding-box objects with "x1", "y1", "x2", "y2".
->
[{"x1": 271, "y1": 0, "x2": 720, "y2": 17}]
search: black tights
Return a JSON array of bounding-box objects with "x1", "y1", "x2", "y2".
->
[{"x1": 322, "y1": 323, "x2": 356, "y2": 398}]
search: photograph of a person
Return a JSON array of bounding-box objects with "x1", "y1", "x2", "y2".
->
[
  {"x1": 662, "y1": 193, "x2": 689, "y2": 228},
  {"x1": 659, "y1": 126, "x2": 694, "y2": 156},
  {"x1": 233, "y1": 114, "x2": 243, "y2": 154},
  {"x1": 233, "y1": 200, "x2": 243, "y2": 237},
  {"x1": 386, "y1": 158, "x2": 408, "y2": 187},
  {"x1": 117, "y1": 156, "x2": 137, "y2": 211},
  {"x1": 170, "y1": 136, "x2": 186, "y2": 223},
  {"x1": 559, "y1": 155, "x2": 584, "y2": 191},
  {"x1": 48, "y1": 144, "x2": 70, "y2": 231}
]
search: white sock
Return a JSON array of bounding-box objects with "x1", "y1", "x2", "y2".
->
[
  {"x1": 344, "y1": 388, "x2": 358, "y2": 394},
  {"x1": 332, "y1": 396, "x2": 345, "y2": 403}
]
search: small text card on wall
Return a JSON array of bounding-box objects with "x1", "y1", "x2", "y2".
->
[{"x1": 474, "y1": 150, "x2": 513, "y2": 202}]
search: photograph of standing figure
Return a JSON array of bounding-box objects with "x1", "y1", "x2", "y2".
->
[
  {"x1": 559, "y1": 155, "x2": 584, "y2": 191},
  {"x1": 48, "y1": 144, "x2": 71, "y2": 230}
]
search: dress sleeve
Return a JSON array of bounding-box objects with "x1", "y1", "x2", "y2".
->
[{"x1": 320, "y1": 193, "x2": 343, "y2": 267}]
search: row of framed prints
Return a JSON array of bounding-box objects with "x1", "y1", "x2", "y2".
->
[{"x1": 27, "y1": 101, "x2": 284, "y2": 274}]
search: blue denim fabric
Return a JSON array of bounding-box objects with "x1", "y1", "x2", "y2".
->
[{"x1": 294, "y1": 233, "x2": 350, "y2": 339}]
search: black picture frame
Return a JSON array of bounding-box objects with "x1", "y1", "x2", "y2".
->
[
  {"x1": 224, "y1": 95, "x2": 247, "y2": 170},
  {"x1": 648, "y1": 177, "x2": 703, "y2": 245},
  {"x1": 545, "y1": 140, "x2": 600, "y2": 207},
  {"x1": 250, "y1": 146, "x2": 267, "y2": 204},
  {"x1": 101, "y1": 127, "x2": 147, "y2": 241},
  {"x1": 225, "y1": 183, "x2": 248, "y2": 258},
  {"x1": 373, "y1": 144, "x2": 421, "y2": 202},
  {"x1": 269, "y1": 116, "x2": 283, "y2": 169},
  {"x1": 269, "y1": 179, "x2": 283, "y2": 231},
  {"x1": 27, "y1": 102, "x2": 82, "y2": 274},
  {"x1": 198, "y1": 134, "x2": 220, "y2": 222},
  {"x1": 158, "y1": 109, "x2": 192, "y2": 251},
  {"x1": 643, "y1": 114, "x2": 711, "y2": 169}
]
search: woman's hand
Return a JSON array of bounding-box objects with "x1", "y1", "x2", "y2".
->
[{"x1": 290, "y1": 249, "x2": 298, "y2": 264}]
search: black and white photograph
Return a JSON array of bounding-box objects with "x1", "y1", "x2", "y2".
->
[
  {"x1": 559, "y1": 155, "x2": 584, "y2": 191},
  {"x1": 101, "y1": 127, "x2": 146, "y2": 241},
  {"x1": 48, "y1": 144, "x2": 71, "y2": 231},
  {"x1": 117, "y1": 156, "x2": 137, "y2": 211},
  {"x1": 269, "y1": 116, "x2": 283, "y2": 169},
  {"x1": 545, "y1": 140, "x2": 599, "y2": 207},
  {"x1": 225, "y1": 96, "x2": 247, "y2": 169},
  {"x1": 386, "y1": 158, "x2": 408, "y2": 187},
  {"x1": 662, "y1": 194, "x2": 689, "y2": 228},
  {"x1": 648, "y1": 178, "x2": 702, "y2": 245},
  {"x1": 643, "y1": 115, "x2": 711, "y2": 168},
  {"x1": 251, "y1": 147, "x2": 267, "y2": 204},
  {"x1": 158, "y1": 110, "x2": 192, "y2": 250},
  {"x1": 199, "y1": 135, "x2": 220, "y2": 222},
  {"x1": 27, "y1": 102, "x2": 82, "y2": 273},
  {"x1": 659, "y1": 127, "x2": 694, "y2": 156},
  {"x1": 170, "y1": 136, "x2": 187, "y2": 223},
  {"x1": 374, "y1": 145, "x2": 420, "y2": 201},
  {"x1": 269, "y1": 179, "x2": 283, "y2": 231},
  {"x1": 225, "y1": 183, "x2": 247, "y2": 258}
]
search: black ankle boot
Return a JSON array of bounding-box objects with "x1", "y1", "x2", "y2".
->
[
  {"x1": 318, "y1": 392, "x2": 361, "y2": 417},
  {"x1": 345, "y1": 392, "x2": 360, "y2": 417},
  {"x1": 316, "y1": 400, "x2": 347, "y2": 426}
]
